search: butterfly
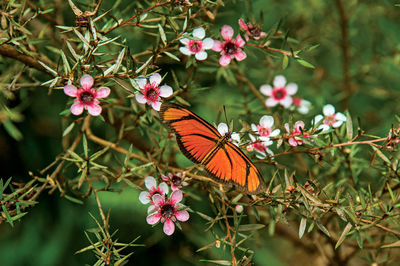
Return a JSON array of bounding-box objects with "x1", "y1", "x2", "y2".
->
[{"x1": 159, "y1": 102, "x2": 266, "y2": 194}]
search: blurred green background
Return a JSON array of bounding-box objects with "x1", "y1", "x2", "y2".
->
[{"x1": 1, "y1": 0, "x2": 400, "y2": 265}]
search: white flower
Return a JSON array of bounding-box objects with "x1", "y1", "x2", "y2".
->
[
  {"x1": 260, "y1": 75, "x2": 297, "y2": 108},
  {"x1": 313, "y1": 104, "x2": 347, "y2": 131},
  {"x1": 251, "y1": 115, "x2": 280, "y2": 138},
  {"x1": 135, "y1": 73, "x2": 173, "y2": 111},
  {"x1": 246, "y1": 134, "x2": 273, "y2": 159},
  {"x1": 179, "y1": 27, "x2": 214, "y2": 61}
]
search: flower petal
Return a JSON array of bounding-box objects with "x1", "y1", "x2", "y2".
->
[
  {"x1": 152, "y1": 101, "x2": 162, "y2": 111},
  {"x1": 234, "y1": 49, "x2": 247, "y2": 61},
  {"x1": 192, "y1": 27, "x2": 205, "y2": 39},
  {"x1": 64, "y1": 85, "x2": 78, "y2": 97},
  {"x1": 221, "y1": 25, "x2": 234, "y2": 41},
  {"x1": 80, "y1": 74, "x2": 94, "y2": 90},
  {"x1": 286, "y1": 83, "x2": 298, "y2": 95},
  {"x1": 219, "y1": 54, "x2": 231, "y2": 66},
  {"x1": 87, "y1": 104, "x2": 102, "y2": 116},
  {"x1": 175, "y1": 210, "x2": 189, "y2": 222},
  {"x1": 217, "y1": 123, "x2": 229, "y2": 135},
  {"x1": 161, "y1": 174, "x2": 169, "y2": 182},
  {"x1": 70, "y1": 103, "x2": 84, "y2": 115},
  {"x1": 332, "y1": 120, "x2": 344, "y2": 128},
  {"x1": 212, "y1": 40, "x2": 223, "y2": 52},
  {"x1": 150, "y1": 73, "x2": 162, "y2": 85},
  {"x1": 145, "y1": 176, "x2": 157, "y2": 190},
  {"x1": 163, "y1": 218, "x2": 175, "y2": 235},
  {"x1": 180, "y1": 46, "x2": 192, "y2": 55},
  {"x1": 284, "y1": 123, "x2": 290, "y2": 133},
  {"x1": 318, "y1": 124, "x2": 331, "y2": 131},
  {"x1": 273, "y1": 75, "x2": 286, "y2": 88},
  {"x1": 180, "y1": 38, "x2": 190, "y2": 45},
  {"x1": 280, "y1": 96, "x2": 292, "y2": 108},
  {"x1": 170, "y1": 189, "x2": 183, "y2": 204},
  {"x1": 251, "y1": 124, "x2": 257, "y2": 133},
  {"x1": 260, "y1": 84, "x2": 272, "y2": 96},
  {"x1": 146, "y1": 213, "x2": 161, "y2": 225},
  {"x1": 335, "y1": 112, "x2": 347, "y2": 121},
  {"x1": 231, "y1": 133, "x2": 241, "y2": 143},
  {"x1": 314, "y1": 114, "x2": 324, "y2": 125},
  {"x1": 294, "y1": 121, "x2": 305, "y2": 131},
  {"x1": 152, "y1": 194, "x2": 164, "y2": 206},
  {"x1": 265, "y1": 97, "x2": 278, "y2": 107},
  {"x1": 323, "y1": 104, "x2": 335, "y2": 116},
  {"x1": 159, "y1": 85, "x2": 173, "y2": 97},
  {"x1": 136, "y1": 78, "x2": 147, "y2": 89},
  {"x1": 270, "y1": 129, "x2": 280, "y2": 137},
  {"x1": 159, "y1": 182, "x2": 169, "y2": 195},
  {"x1": 298, "y1": 105, "x2": 309, "y2": 114},
  {"x1": 288, "y1": 137, "x2": 298, "y2": 147},
  {"x1": 235, "y1": 34, "x2": 246, "y2": 47},
  {"x1": 238, "y1": 18, "x2": 248, "y2": 30},
  {"x1": 139, "y1": 191, "x2": 150, "y2": 204},
  {"x1": 95, "y1": 87, "x2": 110, "y2": 98},
  {"x1": 260, "y1": 115, "x2": 274, "y2": 128},
  {"x1": 135, "y1": 93, "x2": 147, "y2": 104},
  {"x1": 202, "y1": 38, "x2": 214, "y2": 50},
  {"x1": 147, "y1": 204, "x2": 156, "y2": 214},
  {"x1": 195, "y1": 51, "x2": 207, "y2": 61}
]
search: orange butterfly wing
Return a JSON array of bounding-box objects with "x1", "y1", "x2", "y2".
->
[{"x1": 160, "y1": 102, "x2": 266, "y2": 194}]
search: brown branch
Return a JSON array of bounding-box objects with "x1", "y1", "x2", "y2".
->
[{"x1": 0, "y1": 44, "x2": 55, "y2": 75}]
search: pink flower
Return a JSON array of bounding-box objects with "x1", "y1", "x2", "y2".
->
[
  {"x1": 260, "y1": 75, "x2": 298, "y2": 108},
  {"x1": 161, "y1": 172, "x2": 188, "y2": 191},
  {"x1": 251, "y1": 115, "x2": 280, "y2": 138},
  {"x1": 290, "y1": 97, "x2": 311, "y2": 114},
  {"x1": 63, "y1": 74, "x2": 110, "y2": 116},
  {"x1": 313, "y1": 104, "x2": 347, "y2": 131},
  {"x1": 247, "y1": 134, "x2": 273, "y2": 159},
  {"x1": 139, "y1": 176, "x2": 169, "y2": 207},
  {"x1": 179, "y1": 27, "x2": 214, "y2": 61},
  {"x1": 212, "y1": 25, "x2": 246, "y2": 66},
  {"x1": 284, "y1": 121, "x2": 312, "y2": 147},
  {"x1": 217, "y1": 123, "x2": 240, "y2": 146},
  {"x1": 146, "y1": 190, "x2": 190, "y2": 236},
  {"x1": 135, "y1": 73, "x2": 173, "y2": 111},
  {"x1": 238, "y1": 18, "x2": 267, "y2": 41}
]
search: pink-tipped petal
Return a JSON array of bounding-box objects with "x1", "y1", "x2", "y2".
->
[
  {"x1": 150, "y1": 73, "x2": 162, "y2": 85},
  {"x1": 96, "y1": 87, "x2": 110, "y2": 98},
  {"x1": 238, "y1": 18, "x2": 248, "y2": 30},
  {"x1": 145, "y1": 176, "x2": 157, "y2": 190},
  {"x1": 87, "y1": 104, "x2": 102, "y2": 116},
  {"x1": 195, "y1": 51, "x2": 207, "y2": 61},
  {"x1": 139, "y1": 191, "x2": 150, "y2": 204},
  {"x1": 235, "y1": 34, "x2": 246, "y2": 47},
  {"x1": 70, "y1": 103, "x2": 84, "y2": 115},
  {"x1": 135, "y1": 93, "x2": 147, "y2": 104},
  {"x1": 202, "y1": 38, "x2": 214, "y2": 50},
  {"x1": 260, "y1": 84, "x2": 272, "y2": 96},
  {"x1": 163, "y1": 219, "x2": 175, "y2": 235},
  {"x1": 192, "y1": 27, "x2": 205, "y2": 39},
  {"x1": 64, "y1": 85, "x2": 78, "y2": 97},
  {"x1": 288, "y1": 137, "x2": 298, "y2": 147},
  {"x1": 80, "y1": 74, "x2": 94, "y2": 90},
  {"x1": 219, "y1": 54, "x2": 231, "y2": 66},
  {"x1": 146, "y1": 213, "x2": 161, "y2": 225},
  {"x1": 273, "y1": 75, "x2": 287, "y2": 88},
  {"x1": 284, "y1": 123, "x2": 290, "y2": 133},
  {"x1": 294, "y1": 121, "x2": 305, "y2": 131},
  {"x1": 152, "y1": 101, "x2": 162, "y2": 111},
  {"x1": 159, "y1": 85, "x2": 173, "y2": 98},
  {"x1": 212, "y1": 40, "x2": 223, "y2": 52},
  {"x1": 221, "y1": 25, "x2": 234, "y2": 41},
  {"x1": 170, "y1": 190, "x2": 183, "y2": 204},
  {"x1": 161, "y1": 174, "x2": 169, "y2": 182},
  {"x1": 152, "y1": 194, "x2": 164, "y2": 206},
  {"x1": 175, "y1": 210, "x2": 189, "y2": 222},
  {"x1": 234, "y1": 49, "x2": 247, "y2": 61}
]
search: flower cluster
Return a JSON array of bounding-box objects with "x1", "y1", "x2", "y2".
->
[{"x1": 139, "y1": 175, "x2": 189, "y2": 236}]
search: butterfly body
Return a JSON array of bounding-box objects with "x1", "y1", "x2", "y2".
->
[{"x1": 160, "y1": 102, "x2": 266, "y2": 194}]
